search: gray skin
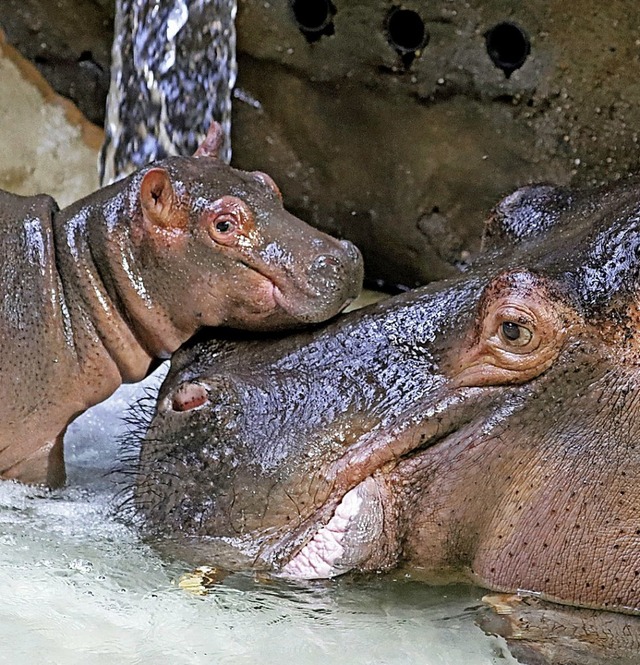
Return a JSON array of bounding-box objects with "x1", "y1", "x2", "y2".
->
[
  {"x1": 0, "y1": 123, "x2": 363, "y2": 488},
  {"x1": 135, "y1": 177, "x2": 640, "y2": 664}
]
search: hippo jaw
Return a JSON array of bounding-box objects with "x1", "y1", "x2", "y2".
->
[
  {"x1": 270, "y1": 239, "x2": 365, "y2": 324},
  {"x1": 263, "y1": 386, "x2": 500, "y2": 579},
  {"x1": 246, "y1": 270, "x2": 580, "y2": 577}
]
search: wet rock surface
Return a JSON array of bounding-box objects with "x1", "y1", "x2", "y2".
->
[
  {"x1": 3, "y1": 0, "x2": 640, "y2": 286},
  {"x1": 0, "y1": 0, "x2": 113, "y2": 126},
  {"x1": 0, "y1": 32, "x2": 100, "y2": 206},
  {"x1": 232, "y1": 0, "x2": 640, "y2": 286}
]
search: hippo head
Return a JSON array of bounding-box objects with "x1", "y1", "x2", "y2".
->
[
  {"x1": 117, "y1": 122, "x2": 363, "y2": 335},
  {"x1": 133, "y1": 177, "x2": 640, "y2": 613}
]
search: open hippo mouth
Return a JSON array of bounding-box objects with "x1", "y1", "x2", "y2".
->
[
  {"x1": 270, "y1": 353, "x2": 527, "y2": 580},
  {"x1": 279, "y1": 476, "x2": 387, "y2": 579},
  {"x1": 273, "y1": 386, "x2": 491, "y2": 579}
]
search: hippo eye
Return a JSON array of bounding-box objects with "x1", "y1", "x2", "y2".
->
[
  {"x1": 215, "y1": 218, "x2": 234, "y2": 234},
  {"x1": 500, "y1": 321, "x2": 533, "y2": 346},
  {"x1": 207, "y1": 212, "x2": 239, "y2": 246},
  {"x1": 206, "y1": 196, "x2": 255, "y2": 246}
]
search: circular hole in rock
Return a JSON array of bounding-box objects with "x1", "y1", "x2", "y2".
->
[
  {"x1": 386, "y1": 7, "x2": 428, "y2": 54},
  {"x1": 485, "y1": 22, "x2": 530, "y2": 77},
  {"x1": 292, "y1": 0, "x2": 333, "y2": 33}
]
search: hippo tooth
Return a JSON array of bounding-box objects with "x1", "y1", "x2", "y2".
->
[{"x1": 280, "y1": 477, "x2": 382, "y2": 580}]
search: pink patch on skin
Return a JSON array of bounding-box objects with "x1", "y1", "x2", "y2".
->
[
  {"x1": 172, "y1": 382, "x2": 209, "y2": 412},
  {"x1": 250, "y1": 276, "x2": 279, "y2": 313}
]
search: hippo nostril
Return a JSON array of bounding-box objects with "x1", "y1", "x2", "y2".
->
[
  {"x1": 309, "y1": 254, "x2": 343, "y2": 292},
  {"x1": 171, "y1": 382, "x2": 209, "y2": 412},
  {"x1": 312, "y1": 255, "x2": 341, "y2": 271},
  {"x1": 339, "y1": 239, "x2": 362, "y2": 263}
]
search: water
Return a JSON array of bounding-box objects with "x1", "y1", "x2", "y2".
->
[
  {"x1": 0, "y1": 369, "x2": 515, "y2": 665},
  {"x1": 100, "y1": 0, "x2": 237, "y2": 184}
]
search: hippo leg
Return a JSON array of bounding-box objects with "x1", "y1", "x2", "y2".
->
[
  {"x1": 46, "y1": 433, "x2": 66, "y2": 488},
  {"x1": 2, "y1": 432, "x2": 66, "y2": 488},
  {"x1": 478, "y1": 594, "x2": 640, "y2": 665}
]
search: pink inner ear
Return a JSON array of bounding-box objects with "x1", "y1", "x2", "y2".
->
[
  {"x1": 139, "y1": 167, "x2": 186, "y2": 231},
  {"x1": 141, "y1": 168, "x2": 172, "y2": 211},
  {"x1": 194, "y1": 121, "x2": 224, "y2": 158}
]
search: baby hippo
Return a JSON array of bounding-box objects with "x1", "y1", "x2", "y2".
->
[{"x1": 0, "y1": 122, "x2": 363, "y2": 487}]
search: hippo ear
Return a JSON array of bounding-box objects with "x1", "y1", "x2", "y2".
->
[
  {"x1": 194, "y1": 121, "x2": 224, "y2": 159},
  {"x1": 140, "y1": 167, "x2": 175, "y2": 228},
  {"x1": 482, "y1": 184, "x2": 572, "y2": 252}
]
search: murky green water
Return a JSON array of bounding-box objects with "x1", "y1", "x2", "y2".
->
[{"x1": 0, "y1": 373, "x2": 516, "y2": 665}]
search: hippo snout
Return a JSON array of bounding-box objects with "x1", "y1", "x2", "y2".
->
[
  {"x1": 167, "y1": 382, "x2": 210, "y2": 412},
  {"x1": 309, "y1": 254, "x2": 342, "y2": 284},
  {"x1": 304, "y1": 239, "x2": 363, "y2": 314}
]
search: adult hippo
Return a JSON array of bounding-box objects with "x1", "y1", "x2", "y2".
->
[{"x1": 134, "y1": 178, "x2": 640, "y2": 662}]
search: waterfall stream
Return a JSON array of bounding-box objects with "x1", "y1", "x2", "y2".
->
[{"x1": 100, "y1": 0, "x2": 237, "y2": 184}]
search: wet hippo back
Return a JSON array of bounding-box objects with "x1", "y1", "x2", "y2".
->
[
  {"x1": 0, "y1": 191, "x2": 79, "y2": 430},
  {"x1": 0, "y1": 190, "x2": 108, "y2": 484}
]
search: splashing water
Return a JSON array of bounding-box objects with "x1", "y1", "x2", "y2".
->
[{"x1": 100, "y1": 0, "x2": 237, "y2": 184}]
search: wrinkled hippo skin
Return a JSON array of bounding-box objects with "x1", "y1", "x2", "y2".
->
[
  {"x1": 0, "y1": 123, "x2": 362, "y2": 488},
  {"x1": 136, "y1": 176, "x2": 640, "y2": 662}
]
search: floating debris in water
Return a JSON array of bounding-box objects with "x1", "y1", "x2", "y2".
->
[{"x1": 178, "y1": 565, "x2": 227, "y2": 595}]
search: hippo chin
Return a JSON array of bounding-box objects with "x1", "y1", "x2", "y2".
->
[{"x1": 135, "y1": 178, "x2": 640, "y2": 619}]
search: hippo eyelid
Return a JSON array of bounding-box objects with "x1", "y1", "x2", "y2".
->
[
  {"x1": 453, "y1": 277, "x2": 572, "y2": 387},
  {"x1": 204, "y1": 196, "x2": 256, "y2": 245},
  {"x1": 490, "y1": 304, "x2": 540, "y2": 353}
]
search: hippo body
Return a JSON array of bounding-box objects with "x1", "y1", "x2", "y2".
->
[
  {"x1": 135, "y1": 176, "x2": 640, "y2": 661},
  {"x1": 0, "y1": 126, "x2": 362, "y2": 487}
]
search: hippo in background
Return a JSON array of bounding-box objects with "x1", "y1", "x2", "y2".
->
[
  {"x1": 133, "y1": 176, "x2": 640, "y2": 663},
  {"x1": 0, "y1": 122, "x2": 362, "y2": 488}
]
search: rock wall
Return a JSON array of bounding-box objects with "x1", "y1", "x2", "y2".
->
[
  {"x1": 231, "y1": 0, "x2": 640, "y2": 286},
  {"x1": 0, "y1": 30, "x2": 100, "y2": 207}
]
